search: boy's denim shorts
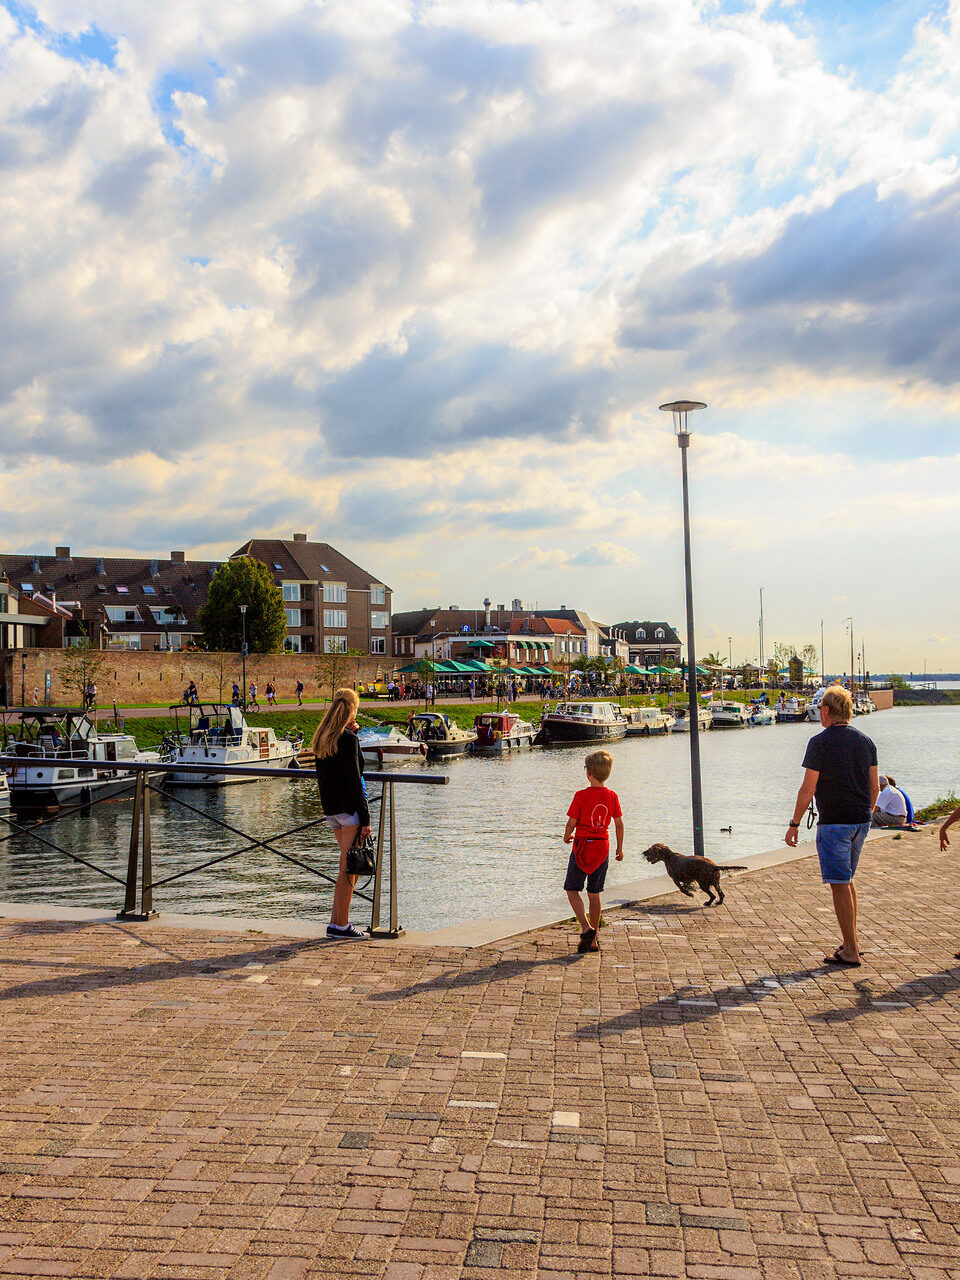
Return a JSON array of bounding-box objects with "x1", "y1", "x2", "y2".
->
[
  {"x1": 564, "y1": 851, "x2": 609, "y2": 894},
  {"x1": 816, "y1": 822, "x2": 870, "y2": 884}
]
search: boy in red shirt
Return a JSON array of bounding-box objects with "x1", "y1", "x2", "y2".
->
[{"x1": 563, "y1": 750, "x2": 624, "y2": 953}]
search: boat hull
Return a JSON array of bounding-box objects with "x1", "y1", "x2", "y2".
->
[
  {"x1": 775, "y1": 711, "x2": 808, "y2": 724},
  {"x1": 538, "y1": 721, "x2": 627, "y2": 746},
  {"x1": 472, "y1": 731, "x2": 536, "y2": 754},
  {"x1": 9, "y1": 770, "x2": 152, "y2": 811},
  {"x1": 166, "y1": 747, "x2": 298, "y2": 786},
  {"x1": 423, "y1": 739, "x2": 476, "y2": 759}
]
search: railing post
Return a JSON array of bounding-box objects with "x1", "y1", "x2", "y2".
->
[
  {"x1": 140, "y1": 777, "x2": 156, "y2": 918},
  {"x1": 370, "y1": 780, "x2": 403, "y2": 939},
  {"x1": 118, "y1": 772, "x2": 142, "y2": 919},
  {"x1": 370, "y1": 781, "x2": 388, "y2": 934}
]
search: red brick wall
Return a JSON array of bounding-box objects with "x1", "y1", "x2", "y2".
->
[
  {"x1": 870, "y1": 688, "x2": 893, "y2": 711},
  {"x1": 8, "y1": 649, "x2": 395, "y2": 707}
]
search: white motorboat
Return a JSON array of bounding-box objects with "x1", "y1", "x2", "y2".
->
[
  {"x1": 624, "y1": 706, "x2": 672, "y2": 737},
  {"x1": 0, "y1": 770, "x2": 9, "y2": 814},
  {"x1": 3, "y1": 707, "x2": 160, "y2": 811},
  {"x1": 165, "y1": 703, "x2": 299, "y2": 786},
  {"x1": 747, "y1": 705, "x2": 774, "y2": 726},
  {"x1": 473, "y1": 710, "x2": 536, "y2": 753},
  {"x1": 671, "y1": 705, "x2": 712, "y2": 733},
  {"x1": 535, "y1": 701, "x2": 628, "y2": 746},
  {"x1": 709, "y1": 700, "x2": 748, "y2": 729},
  {"x1": 406, "y1": 711, "x2": 477, "y2": 759},
  {"x1": 357, "y1": 724, "x2": 427, "y2": 765}
]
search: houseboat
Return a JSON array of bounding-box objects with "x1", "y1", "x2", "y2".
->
[
  {"x1": 624, "y1": 706, "x2": 672, "y2": 737},
  {"x1": 2, "y1": 706, "x2": 161, "y2": 811},
  {"x1": 165, "y1": 703, "x2": 299, "y2": 786},
  {"x1": 535, "y1": 701, "x2": 628, "y2": 746},
  {"x1": 406, "y1": 712, "x2": 477, "y2": 759},
  {"x1": 472, "y1": 710, "x2": 536, "y2": 754}
]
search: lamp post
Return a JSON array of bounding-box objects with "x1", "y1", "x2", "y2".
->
[
  {"x1": 842, "y1": 616, "x2": 854, "y2": 698},
  {"x1": 240, "y1": 605, "x2": 248, "y2": 711},
  {"x1": 661, "y1": 399, "x2": 707, "y2": 858}
]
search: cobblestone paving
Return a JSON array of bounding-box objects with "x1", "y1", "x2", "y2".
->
[{"x1": 1, "y1": 828, "x2": 960, "y2": 1278}]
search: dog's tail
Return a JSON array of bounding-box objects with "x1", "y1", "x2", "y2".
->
[{"x1": 718, "y1": 865, "x2": 748, "y2": 873}]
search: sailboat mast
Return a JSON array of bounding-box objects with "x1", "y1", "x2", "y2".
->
[{"x1": 758, "y1": 588, "x2": 764, "y2": 691}]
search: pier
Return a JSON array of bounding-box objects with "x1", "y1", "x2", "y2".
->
[{"x1": 1, "y1": 826, "x2": 958, "y2": 1277}]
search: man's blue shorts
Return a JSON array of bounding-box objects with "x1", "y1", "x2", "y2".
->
[
  {"x1": 816, "y1": 822, "x2": 870, "y2": 885},
  {"x1": 564, "y1": 851, "x2": 609, "y2": 894}
]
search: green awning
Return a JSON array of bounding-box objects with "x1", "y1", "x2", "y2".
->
[{"x1": 470, "y1": 639, "x2": 496, "y2": 649}]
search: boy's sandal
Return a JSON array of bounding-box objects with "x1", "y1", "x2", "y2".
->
[
  {"x1": 577, "y1": 929, "x2": 597, "y2": 954},
  {"x1": 824, "y1": 948, "x2": 861, "y2": 967}
]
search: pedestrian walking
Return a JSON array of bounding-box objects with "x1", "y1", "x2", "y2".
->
[
  {"x1": 249, "y1": 681, "x2": 259, "y2": 709},
  {"x1": 785, "y1": 685, "x2": 878, "y2": 967},
  {"x1": 311, "y1": 688, "x2": 371, "y2": 941},
  {"x1": 296, "y1": 679, "x2": 304, "y2": 706}
]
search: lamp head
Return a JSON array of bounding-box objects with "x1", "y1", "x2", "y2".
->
[
  {"x1": 239, "y1": 604, "x2": 248, "y2": 615},
  {"x1": 659, "y1": 399, "x2": 707, "y2": 440}
]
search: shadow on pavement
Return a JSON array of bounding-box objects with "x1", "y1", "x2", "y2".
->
[
  {"x1": 371, "y1": 953, "x2": 582, "y2": 1001},
  {"x1": 811, "y1": 967, "x2": 960, "y2": 1024}
]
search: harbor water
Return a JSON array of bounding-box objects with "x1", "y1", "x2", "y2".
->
[{"x1": 1, "y1": 705, "x2": 957, "y2": 932}]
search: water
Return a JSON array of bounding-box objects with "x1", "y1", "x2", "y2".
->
[{"x1": 1, "y1": 706, "x2": 957, "y2": 931}]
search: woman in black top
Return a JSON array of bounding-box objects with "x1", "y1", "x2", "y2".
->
[{"x1": 311, "y1": 688, "x2": 371, "y2": 941}]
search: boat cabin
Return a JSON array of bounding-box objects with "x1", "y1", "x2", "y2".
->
[{"x1": 474, "y1": 711, "x2": 519, "y2": 745}]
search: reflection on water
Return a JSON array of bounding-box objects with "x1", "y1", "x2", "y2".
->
[{"x1": 1, "y1": 706, "x2": 957, "y2": 931}]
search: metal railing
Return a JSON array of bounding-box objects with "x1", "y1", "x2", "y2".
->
[{"x1": 0, "y1": 755, "x2": 448, "y2": 938}]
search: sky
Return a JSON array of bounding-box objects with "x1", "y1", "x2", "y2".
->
[{"x1": 0, "y1": 0, "x2": 958, "y2": 675}]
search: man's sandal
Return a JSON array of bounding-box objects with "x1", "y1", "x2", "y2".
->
[
  {"x1": 824, "y1": 948, "x2": 861, "y2": 967},
  {"x1": 577, "y1": 929, "x2": 597, "y2": 954}
]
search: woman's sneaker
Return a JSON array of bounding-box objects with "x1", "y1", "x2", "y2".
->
[{"x1": 326, "y1": 922, "x2": 366, "y2": 941}]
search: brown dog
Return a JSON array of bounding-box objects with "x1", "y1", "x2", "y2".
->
[{"x1": 642, "y1": 842, "x2": 747, "y2": 907}]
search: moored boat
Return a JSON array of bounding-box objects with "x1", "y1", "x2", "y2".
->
[
  {"x1": 406, "y1": 711, "x2": 477, "y2": 759},
  {"x1": 775, "y1": 696, "x2": 808, "y2": 724},
  {"x1": 0, "y1": 770, "x2": 9, "y2": 814},
  {"x1": 671, "y1": 705, "x2": 712, "y2": 733},
  {"x1": 473, "y1": 711, "x2": 536, "y2": 753},
  {"x1": 357, "y1": 724, "x2": 427, "y2": 765},
  {"x1": 709, "y1": 700, "x2": 748, "y2": 729},
  {"x1": 747, "y1": 704, "x2": 774, "y2": 726},
  {"x1": 2, "y1": 707, "x2": 161, "y2": 811},
  {"x1": 165, "y1": 703, "x2": 299, "y2": 786},
  {"x1": 535, "y1": 701, "x2": 627, "y2": 746},
  {"x1": 624, "y1": 706, "x2": 672, "y2": 737}
]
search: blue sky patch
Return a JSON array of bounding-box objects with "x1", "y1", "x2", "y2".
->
[{"x1": 3, "y1": 2, "x2": 117, "y2": 67}]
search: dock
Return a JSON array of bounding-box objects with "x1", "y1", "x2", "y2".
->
[{"x1": 0, "y1": 826, "x2": 957, "y2": 1277}]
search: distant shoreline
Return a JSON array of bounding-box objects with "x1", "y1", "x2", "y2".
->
[{"x1": 893, "y1": 689, "x2": 960, "y2": 706}]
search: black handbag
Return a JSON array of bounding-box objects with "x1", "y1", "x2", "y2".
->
[{"x1": 346, "y1": 835, "x2": 377, "y2": 877}]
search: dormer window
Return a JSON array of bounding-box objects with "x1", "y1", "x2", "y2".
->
[{"x1": 655, "y1": 628, "x2": 665, "y2": 639}]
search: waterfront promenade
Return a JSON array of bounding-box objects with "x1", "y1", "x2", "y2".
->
[{"x1": 1, "y1": 827, "x2": 959, "y2": 1278}]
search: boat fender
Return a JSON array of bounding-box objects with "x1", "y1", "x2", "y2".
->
[
  {"x1": 419, "y1": 743, "x2": 427, "y2": 757},
  {"x1": 377, "y1": 748, "x2": 384, "y2": 764},
  {"x1": 494, "y1": 730, "x2": 502, "y2": 740}
]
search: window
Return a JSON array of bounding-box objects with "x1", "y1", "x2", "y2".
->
[
  {"x1": 166, "y1": 634, "x2": 183, "y2": 651},
  {"x1": 273, "y1": 562, "x2": 283, "y2": 571},
  {"x1": 370, "y1": 585, "x2": 385, "y2": 605},
  {"x1": 20, "y1": 583, "x2": 33, "y2": 592},
  {"x1": 284, "y1": 636, "x2": 302, "y2": 653},
  {"x1": 285, "y1": 609, "x2": 301, "y2": 627},
  {"x1": 153, "y1": 607, "x2": 181, "y2": 625},
  {"x1": 370, "y1": 611, "x2": 389, "y2": 630},
  {"x1": 655, "y1": 628, "x2": 665, "y2": 639},
  {"x1": 323, "y1": 581, "x2": 347, "y2": 603},
  {"x1": 324, "y1": 635, "x2": 347, "y2": 653},
  {"x1": 116, "y1": 585, "x2": 128, "y2": 594},
  {"x1": 282, "y1": 583, "x2": 302, "y2": 602},
  {"x1": 143, "y1": 586, "x2": 156, "y2": 595},
  {"x1": 105, "y1": 606, "x2": 141, "y2": 624},
  {"x1": 370, "y1": 637, "x2": 386, "y2": 655},
  {"x1": 111, "y1": 634, "x2": 140, "y2": 650},
  {"x1": 323, "y1": 609, "x2": 347, "y2": 628}
]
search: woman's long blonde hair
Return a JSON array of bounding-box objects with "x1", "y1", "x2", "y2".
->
[{"x1": 311, "y1": 688, "x2": 360, "y2": 759}]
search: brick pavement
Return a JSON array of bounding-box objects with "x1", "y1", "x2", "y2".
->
[{"x1": 1, "y1": 827, "x2": 960, "y2": 1278}]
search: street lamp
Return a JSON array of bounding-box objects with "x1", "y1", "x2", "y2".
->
[
  {"x1": 661, "y1": 398, "x2": 707, "y2": 858},
  {"x1": 841, "y1": 616, "x2": 855, "y2": 697},
  {"x1": 240, "y1": 604, "x2": 248, "y2": 711}
]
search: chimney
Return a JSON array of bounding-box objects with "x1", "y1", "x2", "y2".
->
[
  {"x1": 32, "y1": 555, "x2": 40, "y2": 572},
  {"x1": 512, "y1": 598, "x2": 522, "y2": 612},
  {"x1": 149, "y1": 559, "x2": 159, "y2": 578},
  {"x1": 55, "y1": 546, "x2": 70, "y2": 560},
  {"x1": 293, "y1": 532, "x2": 307, "y2": 542},
  {"x1": 498, "y1": 604, "x2": 505, "y2": 612},
  {"x1": 483, "y1": 597, "x2": 491, "y2": 627},
  {"x1": 171, "y1": 551, "x2": 185, "y2": 563},
  {"x1": 96, "y1": 558, "x2": 105, "y2": 575}
]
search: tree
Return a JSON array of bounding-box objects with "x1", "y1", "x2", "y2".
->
[
  {"x1": 59, "y1": 637, "x2": 109, "y2": 710},
  {"x1": 315, "y1": 646, "x2": 352, "y2": 700},
  {"x1": 800, "y1": 643, "x2": 819, "y2": 677},
  {"x1": 198, "y1": 558, "x2": 286, "y2": 654},
  {"x1": 773, "y1": 642, "x2": 796, "y2": 674}
]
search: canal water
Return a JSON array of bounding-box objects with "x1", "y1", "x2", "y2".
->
[{"x1": 1, "y1": 706, "x2": 957, "y2": 931}]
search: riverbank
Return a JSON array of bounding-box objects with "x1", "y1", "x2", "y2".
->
[
  {"x1": 894, "y1": 687, "x2": 960, "y2": 706},
  {"x1": 2, "y1": 827, "x2": 960, "y2": 1278}
]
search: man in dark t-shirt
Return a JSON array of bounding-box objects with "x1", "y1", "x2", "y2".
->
[{"x1": 785, "y1": 686, "x2": 879, "y2": 967}]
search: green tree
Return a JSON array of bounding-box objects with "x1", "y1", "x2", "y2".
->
[
  {"x1": 198, "y1": 558, "x2": 286, "y2": 654},
  {"x1": 59, "y1": 636, "x2": 109, "y2": 710},
  {"x1": 315, "y1": 646, "x2": 352, "y2": 700}
]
